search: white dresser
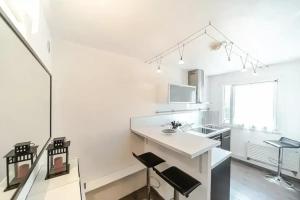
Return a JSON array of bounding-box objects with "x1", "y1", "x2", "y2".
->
[{"x1": 26, "y1": 158, "x2": 85, "y2": 200}]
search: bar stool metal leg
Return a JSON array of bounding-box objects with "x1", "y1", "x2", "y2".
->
[
  {"x1": 265, "y1": 148, "x2": 294, "y2": 190},
  {"x1": 277, "y1": 147, "x2": 283, "y2": 177},
  {"x1": 147, "y1": 168, "x2": 151, "y2": 200},
  {"x1": 174, "y1": 189, "x2": 179, "y2": 200},
  {"x1": 132, "y1": 152, "x2": 165, "y2": 200}
]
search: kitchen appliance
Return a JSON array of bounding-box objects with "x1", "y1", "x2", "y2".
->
[
  {"x1": 204, "y1": 124, "x2": 224, "y2": 130},
  {"x1": 191, "y1": 124, "x2": 231, "y2": 151},
  {"x1": 210, "y1": 131, "x2": 231, "y2": 151},
  {"x1": 169, "y1": 83, "x2": 196, "y2": 103},
  {"x1": 188, "y1": 69, "x2": 205, "y2": 103}
]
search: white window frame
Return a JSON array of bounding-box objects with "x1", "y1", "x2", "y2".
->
[
  {"x1": 222, "y1": 85, "x2": 233, "y2": 125},
  {"x1": 222, "y1": 80, "x2": 278, "y2": 132}
]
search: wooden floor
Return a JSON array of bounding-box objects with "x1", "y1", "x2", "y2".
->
[
  {"x1": 120, "y1": 160, "x2": 300, "y2": 200},
  {"x1": 119, "y1": 187, "x2": 164, "y2": 200},
  {"x1": 231, "y1": 160, "x2": 300, "y2": 200}
]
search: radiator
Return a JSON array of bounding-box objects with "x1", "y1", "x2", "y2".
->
[{"x1": 246, "y1": 142, "x2": 300, "y2": 174}]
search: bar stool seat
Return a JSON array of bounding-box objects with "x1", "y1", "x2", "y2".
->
[
  {"x1": 133, "y1": 152, "x2": 165, "y2": 168},
  {"x1": 133, "y1": 152, "x2": 165, "y2": 200},
  {"x1": 154, "y1": 166, "x2": 201, "y2": 199}
]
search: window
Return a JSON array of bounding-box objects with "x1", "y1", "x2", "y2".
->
[
  {"x1": 223, "y1": 81, "x2": 277, "y2": 131},
  {"x1": 223, "y1": 85, "x2": 232, "y2": 124}
]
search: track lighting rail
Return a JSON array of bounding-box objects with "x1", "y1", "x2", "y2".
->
[{"x1": 146, "y1": 22, "x2": 268, "y2": 73}]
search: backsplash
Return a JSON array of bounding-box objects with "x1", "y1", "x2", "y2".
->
[
  {"x1": 131, "y1": 111, "x2": 204, "y2": 129},
  {"x1": 131, "y1": 109, "x2": 222, "y2": 130}
]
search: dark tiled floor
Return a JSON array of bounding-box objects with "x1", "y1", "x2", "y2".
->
[{"x1": 120, "y1": 160, "x2": 300, "y2": 200}]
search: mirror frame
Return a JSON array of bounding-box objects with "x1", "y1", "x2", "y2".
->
[{"x1": 0, "y1": 10, "x2": 52, "y2": 200}]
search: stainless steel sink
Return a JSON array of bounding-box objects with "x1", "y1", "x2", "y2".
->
[
  {"x1": 204, "y1": 124, "x2": 224, "y2": 130},
  {"x1": 191, "y1": 127, "x2": 216, "y2": 134},
  {"x1": 162, "y1": 129, "x2": 177, "y2": 134}
]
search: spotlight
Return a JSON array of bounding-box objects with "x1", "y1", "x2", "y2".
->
[
  {"x1": 178, "y1": 58, "x2": 184, "y2": 65},
  {"x1": 178, "y1": 44, "x2": 185, "y2": 65},
  {"x1": 157, "y1": 66, "x2": 162, "y2": 73},
  {"x1": 156, "y1": 58, "x2": 162, "y2": 73}
]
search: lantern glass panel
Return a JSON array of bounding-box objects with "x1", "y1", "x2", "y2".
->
[{"x1": 46, "y1": 140, "x2": 70, "y2": 179}]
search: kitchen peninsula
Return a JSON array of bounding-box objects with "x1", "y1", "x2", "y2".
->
[{"x1": 131, "y1": 112, "x2": 231, "y2": 200}]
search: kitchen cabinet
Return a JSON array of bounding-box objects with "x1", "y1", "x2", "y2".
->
[
  {"x1": 221, "y1": 131, "x2": 231, "y2": 151},
  {"x1": 211, "y1": 157, "x2": 231, "y2": 200}
]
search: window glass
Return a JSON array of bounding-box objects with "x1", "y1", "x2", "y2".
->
[
  {"x1": 223, "y1": 85, "x2": 231, "y2": 124},
  {"x1": 222, "y1": 81, "x2": 277, "y2": 131},
  {"x1": 232, "y1": 82, "x2": 276, "y2": 130}
]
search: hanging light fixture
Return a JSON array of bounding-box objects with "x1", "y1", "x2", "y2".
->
[
  {"x1": 251, "y1": 61, "x2": 258, "y2": 76},
  {"x1": 156, "y1": 58, "x2": 162, "y2": 73},
  {"x1": 145, "y1": 21, "x2": 268, "y2": 74},
  {"x1": 157, "y1": 66, "x2": 161, "y2": 73},
  {"x1": 252, "y1": 70, "x2": 258, "y2": 76},
  {"x1": 178, "y1": 59, "x2": 184, "y2": 65},
  {"x1": 224, "y1": 41, "x2": 234, "y2": 61},
  {"x1": 240, "y1": 54, "x2": 248, "y2": 72},
  {"x1": 178, "y1": 44, "x2": 185, "y2": 65}
]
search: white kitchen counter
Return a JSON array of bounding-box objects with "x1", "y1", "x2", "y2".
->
[
  {"x1": 26, "y1": 181, "x2": 81, "y2": 200},
  {"x1": 211, "y1": 148, "x2": 232, "y2": 169},
  {"x1": 130, "y1": 113, "x2": 230, "y2": 200},
  {"x1": 26, "y1": 158, "x2": 83, "y2": 200},
  {"x1": 131, "y1": 126, "x2": 220, "y2": 158},
  {"x1": 0, "y1": 178, "x2": 16, "y2": 200}
]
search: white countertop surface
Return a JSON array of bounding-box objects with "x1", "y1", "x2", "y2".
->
[
  {"x1": 211, "y1": 148, "x2": 232, "y2": 169},
  {"x1": 26, "y1": 181, "x2": 81, "y2": 200},
  {"x1": 0, "y1": 178, "x2": 17, "y2": 200},
  {"x1": 131, "y1": 127, "x2": 220, "y2": 158},
  {"x1": 26, "y1": 158, "x2": 81, "y2": 200}
]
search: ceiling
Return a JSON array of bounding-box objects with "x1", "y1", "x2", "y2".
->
[{"x1": 42, "y1": 0, "x2": 300, "y2": 75}]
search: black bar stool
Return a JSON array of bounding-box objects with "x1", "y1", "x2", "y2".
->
[
  {"x1": 132, "y1": 152, "x2": 165, "y2": 200},
  {"x1": 264, "y1": 137, "x2": 300, "y2": 189},
  {"x1": 153, "y1": 166, "x2": 201, "y2": 200}
]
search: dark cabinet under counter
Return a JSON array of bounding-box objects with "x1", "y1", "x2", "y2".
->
[
  {"x1": 221, "y1": 131, "x2": 231, "y2": 151},
  {"x1": 211, "y1": 157, "x2": 231, "y2": 200}
]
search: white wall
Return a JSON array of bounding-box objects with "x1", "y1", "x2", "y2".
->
[
  {"x1": 52, "y1": 40, "x2": 186, "y2": 186},
  {"x1": 208, "y1": 59, "x2": 300, "y2": 178},
  {"x1": 0, "y1": 0, "x2": 52, "y2": 69}
]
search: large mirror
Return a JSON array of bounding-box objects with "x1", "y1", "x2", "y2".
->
[{"x1": 0, "y1": 12, "x2": 51, "y2": 200}]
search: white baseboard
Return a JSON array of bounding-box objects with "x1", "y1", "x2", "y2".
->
[{"x1": 85, "y1": 164, "x2": 145, "y2": 192}]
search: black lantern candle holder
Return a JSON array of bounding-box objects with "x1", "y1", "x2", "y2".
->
[
  {"x1": 3, "y1": 142, "x2": 38, "y2": 191},
  {"x1": 45, "y1": 137, "x2": 70, "y2": 180}
]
